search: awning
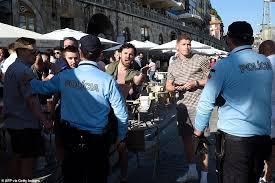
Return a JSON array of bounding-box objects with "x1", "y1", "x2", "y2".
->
[
  {"x1": 0, "y1": 22, "x2": 59, "y2": 48},
  {"x1": 151, "y1": 40, "x2": 211, "y2": 50},
  {"x1": 44, "y1": 28, "x2": 119, "y2": 44},
  {"x1": 104, "y1": 40, "x2": 159, "y2": 51}
]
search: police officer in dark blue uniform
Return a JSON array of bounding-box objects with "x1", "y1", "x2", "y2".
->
[{"x1": 28, "y1": 35, "x2": 128, "y2": 183}]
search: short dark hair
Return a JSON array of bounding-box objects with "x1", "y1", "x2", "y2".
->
[
  {"x1": 45, "y1": 49, "x2": 54, "y2": 56},
  {"x1": 40, "y1": 51, "x2": 50, "y2": 58},
  {"x1": 227, "y1": 21, "x2": 254, "y2": 46},
  {"x1": 14, "y1": 37, "x2": 36, "y2": 55},
  {"x1": 53, "y1": 46, "x2": 63, "y2": 51},
  {"x1": 177, "y1": 35, "x2": 192, "y2": 44},
  {"x1": 62, "y1": 45, "x2": 79, "y2": 56},
  {"x1": 63, "y1": 37, "x2": 78, "y2": 47},
  {"x1": 81, "y1": 50, "x2": 101, "y2": 61},
  {"x1": 119, "y1": 43, "x2": 137, "y2": 56},
  {"x1": 14, "y1": 37, "x2": 36, "y2": 50}
]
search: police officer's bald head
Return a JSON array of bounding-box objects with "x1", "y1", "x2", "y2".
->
[{"x1": 259, "y1": 40, "x2": 275, "y2": 57}]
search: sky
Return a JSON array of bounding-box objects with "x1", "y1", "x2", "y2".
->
[{"x1": 210, "y1": 0, "x2": 275, "y2": 34}]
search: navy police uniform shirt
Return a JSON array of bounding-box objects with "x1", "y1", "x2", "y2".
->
[{"x1": 31, "y1": 60, "x2": 128, "y2": 140}]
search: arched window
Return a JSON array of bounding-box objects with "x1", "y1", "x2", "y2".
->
[
  {"x1": 18, "y1": 1, "x2": 35, "y2": 31},
  {"x1": 159, "y1": 34, "x2": 163, "y2": 45},
  {"x1": 123, "y1": 27, "x2": 131, "y2": 42},
  {"x1": 141, "y1": 26, "x2": 150, "y2": 41},
  {"x1": 170, "y1": 31, "x2": 177, "y2": 41}
]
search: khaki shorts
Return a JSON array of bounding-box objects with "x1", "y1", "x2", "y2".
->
[
  {"x1": 176, "y1": 104, "x2": 218, "y2": 137},
  {"x1": 176, "y1": 103, "x2": 196, "y2": 137}
]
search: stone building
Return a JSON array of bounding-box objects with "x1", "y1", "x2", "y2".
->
[{"x1": 0, "y1": 0, "x2": 225, "y2": 49}]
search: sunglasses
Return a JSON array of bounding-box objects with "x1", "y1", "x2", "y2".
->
[
  {"x1": 54, "y1": 52, "x2": 61, "y2": 54},
  {"x1": 26, "y1": 49, "x2": 39, "y2": 55}
]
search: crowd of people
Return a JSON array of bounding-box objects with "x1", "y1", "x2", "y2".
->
[{"x1": 0, "y1": 20, "x2": 274, "y2": 183}]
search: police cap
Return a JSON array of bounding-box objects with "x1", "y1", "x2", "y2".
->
[{"x1": 79, "y1": 35, "x2": 101, "y2": 54}]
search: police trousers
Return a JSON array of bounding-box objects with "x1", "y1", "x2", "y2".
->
[
  {"x1": 61, "y1": 124, "x2": 111, "y2": 183},
  {"x1": 222, "y1": 133, "x2": 271, "y2": 183}
]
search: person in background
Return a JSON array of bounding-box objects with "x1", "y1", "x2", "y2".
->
[
  {"x1": 41, "y1": 52, "x2": 51, "y2": 80},
  {"x1": 258, "y1": 39, "x2": 275, "y2": 183},
  {"x1": 209, "y1": 58, "x2": 216, "y2": 68},
  {"x1": 55, "y1": 37, "x2": 79, "y2": 71},
  {"x1": 0, "y1": 48, "x2": 4, "y2": 64},
  {"x1": 46, "y1": 49, "x2": 56, "y2": 63},
  {"x1": 53, "y1": 47, "x2": 63, "y2": 60},
  {"x1": 50, "y1": 45, "x2": 80, "y2": 165},
  {"x1": 166, "y1": 34, "x2": 210, "y2": 183},
  {"x1": 107, "y1": 49, "x2": 121, "y2": 70},
  {"x1": 1, "y1": 43, "x2": 17, "y2": 75},
  {"x1": 4, "y1": 37, "x2": 51, "y2": 178},
  {"x1": 31, "y1": 52, "x2": 44, "y2": 80},
  {"x1": 148, "y1": 57, "x2": 156, "y2": 81},
  {"x1": 26, "y1": 35, "x2": 128, "y2": 183},
  {"x1": 133, "y1": 52, "x2": 148, "y2": 71},
  {"x1": 63, "y1": 37, "x2": 78, "y2": 48},
  {"x1": 97, "y1": 51, "x2": 106, "y2": 72},
  {"x1": 194, "y1": 21, "x2": 272, "y2": 183}
]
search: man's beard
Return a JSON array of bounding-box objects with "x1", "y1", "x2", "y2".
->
[{"x1": 122, "y1": 61, "x2": 131, "y2": 68}]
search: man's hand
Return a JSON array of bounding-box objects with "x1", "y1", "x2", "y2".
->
[
  {"x1": 194, "y1": 128, "x2": 203, "y2": 137},
  {"x1": 140, "y1": 65, "x2": 150, "y2": 75},
  {"x1": 183, "y1": 80, "x2": 197, "y2": 91}
]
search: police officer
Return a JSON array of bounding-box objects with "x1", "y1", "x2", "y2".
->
[
  {"x1": 27, "y1": 35, "x2": 128, "y2": 183},
  {"x1": 194, "y1": 21, "x2": 272, "y2": 183}
]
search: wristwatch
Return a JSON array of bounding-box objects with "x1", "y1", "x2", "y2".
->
[{"x1": 195, "y1": 80, "x2": 199, "y2": 88}]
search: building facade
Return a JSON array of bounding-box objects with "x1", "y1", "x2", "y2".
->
[
  {"x1": 0, "y1": 0, "x2": 225, "y2": 49},
  {"x1": 209, "y1": 14, "x2": 221, "y2": 40}
]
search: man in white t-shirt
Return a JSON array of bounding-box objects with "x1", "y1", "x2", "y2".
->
[{"x1": 1, "y1": 43, "x2": 17, "y2": 76}]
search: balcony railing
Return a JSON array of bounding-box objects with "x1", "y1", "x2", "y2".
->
[{"x1": 78, "y1": 0, "x2": 223, "y2": 46}]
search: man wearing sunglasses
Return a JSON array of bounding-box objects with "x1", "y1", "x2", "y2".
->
[{"x1": 3, "y1": 37, "x2": 52, "y2": 178}]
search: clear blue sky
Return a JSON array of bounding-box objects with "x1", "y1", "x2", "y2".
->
[{"x1": 210, "y1": 0, "x2": 275, "y2": 34}]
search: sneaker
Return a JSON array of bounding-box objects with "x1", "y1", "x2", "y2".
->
[
  {"x1": 259, "y1": 177, "x2": 273, "y2": 183},
  {"x1": 176, "y1": 171, "x2": 199, "y2": 183}
]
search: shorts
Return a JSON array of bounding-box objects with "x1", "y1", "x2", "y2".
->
[
  {"x1": 7, "y1": 128, "x2": 45, "y2": 158},
  {"x1": 176, "y1": 103, "x2": 211, "y2": 137},
  {"x1": 176, "y1": 103, "x2": 196, "y2": 137}
]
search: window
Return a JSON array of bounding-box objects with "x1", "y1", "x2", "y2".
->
[
  {"x1": 18, "y1": 1, "x2": 35, "y2": 31},
  {"x1": 123, "y1": 27, "x2": 131, "y2": 42},
  {"x1": 170, "y1": 31, "x2": 177, "y2": 41},
  {"x1": 141, "y1": 26, "x2": 150, "y2": 41},
  {"x1": 159, "y1": 34, "x2": 163, "y2": 44},
  {"x1": 60, "y1": 17, "x2": 74, "y2": 29}
]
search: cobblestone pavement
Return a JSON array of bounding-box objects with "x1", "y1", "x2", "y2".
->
[
  {"x1": 110, "y1": 118, "x2": 194, "y2": 183},
  {"x1": 109, "y1": 106, "x2": 219, "y2": 183},
  {"x1": 109, "y1": 105, "x2": 192, "y2": 183}
]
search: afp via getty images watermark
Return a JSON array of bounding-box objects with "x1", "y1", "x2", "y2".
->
[{"x1": 1, "y1": 179, "x2": 40, "y2": 183}]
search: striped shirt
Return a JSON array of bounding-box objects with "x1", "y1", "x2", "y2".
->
[{"x1": 167, "y1": 54, "x2": 210, "y2": 108}]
